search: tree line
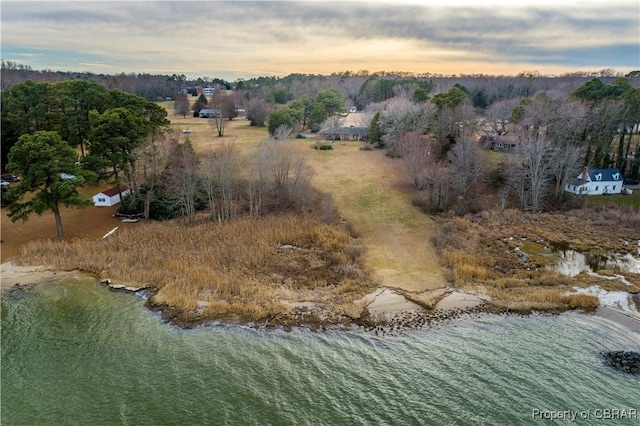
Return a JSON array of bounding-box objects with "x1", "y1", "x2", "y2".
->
[
  {"x1": 2, "y1": 80, "x2": 169, "y2": 240},
  {"x1": 1, "y1": 79, "x2": 323, "y2": 241},
  {"x1": 361, "y1": 76, "x2": 640, "y2": 214}
]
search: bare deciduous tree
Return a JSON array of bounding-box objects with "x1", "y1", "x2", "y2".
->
[
  {"x1": 505, "y1": 152, "x2": 528, "y2": 210},
  {"x1": 288, "y1": 151, "x2": 315, "y2": 212},
  {"x1": 447, "y1": 135, "x2": 486, "y2": 198},
  {"x1": 173, "y1": 93, "x2": 190, "y2": 118},
  {"x1": 320, "y1": 115, "x2": 343, "y2": 137},
  {"x1": 200, "y1": 142, "x2": 242, "y2": 221},
  {"x1": 508, "y1": 138, "x2": 556, "y2": 212},
  {"x1": 209, "y1": 112, "x2": 226, "y2": 137},
  {"x1": 209, "y1": 93, "x2": 235, "y2": 136},
  {"x1": 395, "y1": 131, "x2": 434, "y2": 189},
  {"x1": 258, "y1": 138, "x2": 315, "y2": 210},
  {"x1": 380, "y1": 98, "x2": 433, "y2": 147},
  {"x1": 246, "y1": 152, "x2": 268, "y2": 216},
  {"x1": 516, "y1": 92, "x2": 586, "y2": 145},
  {"x1": 165, "y1": 139, "x2": 200, "y2": 223},
  {"x1": 484, "y1": 98, "x2": 520, "y2": 136},
  {"x1": 246, "y1": 98, "x2": 270, "y2": 127},
  {"x1": 550, "y1": 144, "x2": 585, "y2": 202},
  {"x1": 498, "y1": 185, "x2": 511, "y2": 210},
  {"x1": 425, "y1": 163, "x2": 450, "y2": 213},
  {"x1": 272, "y1": 124, "x2": 293, "y2": 141},
  {"x1": 263, "y1": 139, "x2": 293, "y2": 191},
  {"x1": 137, "y1": 130, "x2": 172, "y2": 219}
]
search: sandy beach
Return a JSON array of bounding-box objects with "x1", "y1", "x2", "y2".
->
[
  {"x1": 357, "y1": 287, "x2": 490, "y2": 320},
  {"x1": 1, "y1": 261, "x2": 80, "y2": 290}
]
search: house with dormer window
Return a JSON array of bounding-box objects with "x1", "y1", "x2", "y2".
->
[{"x1": 565, "y1": 167, "x2": 623, "y2": 195}]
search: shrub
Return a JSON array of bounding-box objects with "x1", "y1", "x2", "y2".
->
[
  {"x1": 313, "y1": 144, "x2": 333, "y2": 150},
  {"x1": 563, "y1": 294, "x2": 599, "y2": 310},
  {"x1": 385, "y1": 149, "x2": 402, "y2": 158}
]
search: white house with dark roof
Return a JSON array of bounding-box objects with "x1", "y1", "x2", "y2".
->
[
  {"x1": 93, "y1": 186, "x2": 130, "y2": 207},
  {"x1": 565, "y1": 167, "x2": 623, "y2": 195}
]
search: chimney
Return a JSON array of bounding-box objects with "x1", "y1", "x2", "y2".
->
[{"x1": 582, "y1": 166, "x2": 588, "y2": 181}]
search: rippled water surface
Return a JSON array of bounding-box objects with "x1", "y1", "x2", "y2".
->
[{"x1": 2, "y1": 278, "x2": 639, "y2": 425}]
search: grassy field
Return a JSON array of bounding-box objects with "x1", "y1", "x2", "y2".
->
[
  {"x1": 163, "y1": 100, "x2": 446, "y2": 293},
  {"x1": 158, "y1": 100, "x2": 265, "y2": 153},
  {"x1": 304, "y1": 143, "x2": 445, "y2": 293},
  {"x1": 169, "y1": 116, "x2": 267, "y2": 153},
  {"x1": 584, "y1": 192, "x2": 640, "y2": 209}
]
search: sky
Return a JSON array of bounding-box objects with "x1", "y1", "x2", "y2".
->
[{"x1": 1, "y1": 0, "x2": 639, "y2": 80}]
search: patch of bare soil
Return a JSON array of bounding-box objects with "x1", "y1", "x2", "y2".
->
[{"x1": 1, "y1": 185, "x2": 139, "y2": 263}]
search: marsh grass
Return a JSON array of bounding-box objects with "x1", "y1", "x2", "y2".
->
[
  {"x1": 17, "y1": 214, "x2": 374, "y2": 323},
  {"x1": 482, "y1": 287, "x2": 600, "y2": 312},
  {"x1": 440, "y1": 249, "x2": 496, "y2": 283},
  {"x1": 433, "y1": 206, "x2": 639, "y2": 310}
]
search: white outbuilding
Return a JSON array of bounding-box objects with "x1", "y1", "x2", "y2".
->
[{"x1": 93, "y1": 186, "x2": 130, "y2": 207}]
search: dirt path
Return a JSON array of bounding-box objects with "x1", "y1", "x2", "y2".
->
[{"x1": 305, "y1": 142, "x2": 445, "y2": 292}]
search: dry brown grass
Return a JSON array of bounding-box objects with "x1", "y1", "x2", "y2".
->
[
  {"x1": 440, "y1": 249, "x2": 497, "y2": 283},
  {"x1": 167, "y1": 115, "x2": 267, "y2": 155},
  {"x1": 16, "y1": 214, "x2": 374, "y2": 323},
  {"x1": 480, "y1": 286, "x2": 600, "y2": 312},
  {"x1": 432, "y1": 207, "x2": 640, "y2": 292}
]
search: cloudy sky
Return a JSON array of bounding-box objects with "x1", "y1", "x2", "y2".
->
[{"x1": 2, "y1": 0, "x2": 638, "y2": 80}]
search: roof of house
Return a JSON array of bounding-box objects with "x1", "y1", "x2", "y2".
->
[
  {"x1": 569, "y1": 168, "x2": 623, "y2": 186},
  {"x1": 586, "y1": 168, "x2": 623, "y2": 182},
  {"x1": 100, "y1": 186, "x2": 129, "y2": 197},
  {"x1": 567, "y1": 178, "x2": 587, "y2": 186},
  {"x1": 199, "y1": 108, "x2": 221, "y2": 116},
  {"x1": 319, "y1": 126, "x2": 368, "y2": 135}
]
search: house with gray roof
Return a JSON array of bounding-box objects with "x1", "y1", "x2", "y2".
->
[
  {"x1": 319, "y1": 126, "x2": 368, "y2": 141},
  {"x1": 565, "y1": 167, "x2": 623, "y2": 195},
  {"x1": 199, "y1": 108, "x2": 221, "y2": 118}
]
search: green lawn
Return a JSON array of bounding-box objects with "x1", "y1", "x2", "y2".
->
[{"x1": 585, "y1": 192, "x2": 640, "y2": 209}]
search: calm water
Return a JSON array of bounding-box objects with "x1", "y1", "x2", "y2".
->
[{"x1": 2, "y1": 277, "x2": 639, "y2": 425}]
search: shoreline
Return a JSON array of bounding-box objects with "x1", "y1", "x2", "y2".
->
[
  {"x1": 1, "y1": 261, "x2": 83, "y2": 290},
  {"x1": 596, "y1": 306, "x2": 640, "y2": 333},
  {"x1": 3, "y1": 261, "x2": 639, "y2": 333}
]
